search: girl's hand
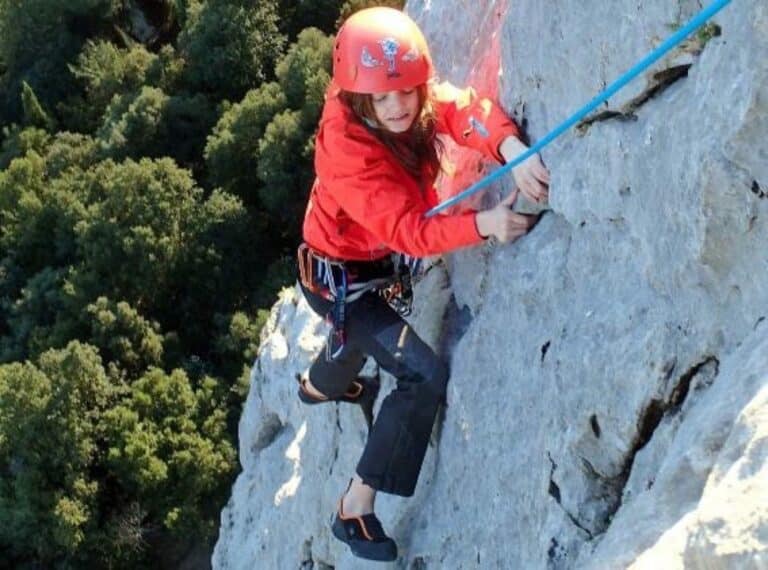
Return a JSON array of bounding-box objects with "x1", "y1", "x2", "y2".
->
[
  {"x1": 499, "y1": 136, "x2": 550, "y2": 204},
  {"x1": 475, "y1": 190, "x2": 539, "y2": 243}
]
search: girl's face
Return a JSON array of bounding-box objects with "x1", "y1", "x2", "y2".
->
[{"x1": 371, "y1": 88, "x2": 420, "y2": 133}]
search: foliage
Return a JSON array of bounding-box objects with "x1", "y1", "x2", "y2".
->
[
  {"x1": 97, "y1": 86, "x2": 171, "y2": 159},
  {"x1": 257, "y1": 108, "x2": 308, "y2": 217},
  {"x1": 337, "y1": 0, "x2": 405, "y2": 27},
  {"x1": 0, "y1": 0, "x2": 123, "y2": 125},
  {"x1": 277, "y1": 0, "x2": 346, "y2": 38},
  {"x1": 204, "y1": 81, "x2": 287, "y2": 201},
  {"x1": 0, "y1": 341, "x2": 236, "y2": 567},
  {"x1": 96, "y1": 87, "x2": 215, "y2": 167},
  {"x1": 0, "y1": 127, "x2": 51, "y2": 170},
  {"x1": 0, "y1": 0, "x2": 354, "y2": 566},
  {"x1": 205, "y1": 27, "x2": 332, "y2": 233},
  {"x1": 178, "y1": 0, "x2": 286, "y2": 101},
  {"x1": 85, "y1": 297, "x2": 165, "y2": 377},
  {"x1": 64, "y1": 41, "x2": 186, "y2": 133},
  {"x1": 103, "y1": 367, "x2": 236, "y2": 538},
  {"x1": 0, "y1": 342, "x2": 112, "y2": 564},
  {"x1": 275, "y1": 27, "x2": 332, "y2": 120},
  {"x1": 21, "y1": 82, "x2": 55, "y2": 131}
]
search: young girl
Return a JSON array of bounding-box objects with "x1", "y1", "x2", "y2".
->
[{"x1": 296, "y1": 6, "x2": 549, "y2": 562}]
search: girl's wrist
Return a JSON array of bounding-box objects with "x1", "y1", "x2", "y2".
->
[
  {"x1": 475, "y1": 211, "x2": 492, "y2": 239},
  {"x1": 499, "y1": 136, "x2": 527, "y2": 164}
]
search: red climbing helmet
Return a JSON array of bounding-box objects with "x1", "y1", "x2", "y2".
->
[{"x1": 333, "y1": 7, "x2": 435, "y2": 94}]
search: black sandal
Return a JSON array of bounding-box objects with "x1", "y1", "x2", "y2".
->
[{"x1": 331, "y1": 496, "x2": 397, "y2": 561}]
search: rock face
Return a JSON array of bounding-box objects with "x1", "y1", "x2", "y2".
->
[{"x1": 213, "y1": 1, "x2": 768, "y2": 568}]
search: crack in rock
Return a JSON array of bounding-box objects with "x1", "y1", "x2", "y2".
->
[
  {"x1": 541, "y1": 340, "x2": 552, "y2": 363},
  {"x1": 300, "y1": 538, "x2": 335, "y2": 570},
  {"x1": 601, "y1": 356, "x2": 720, "y2": 524},
  {"x1": 751, "y1": 180, "x2": 766, "y2": 199},
  {"x1": 547, "y1": 453, "x2": 594, "y2": 540},
  {"x1": 589, "y1": 414, "x2": 601, "y2": 439},
  {"x1": 547, "y1": 536, "x2": 568, "y2": 569},
  {"x1": 438, "y1": 293, "x2": 474, "y2": 359},
  {"x1": 577, "y1": 64, "x2": 692, "y2": 132}
]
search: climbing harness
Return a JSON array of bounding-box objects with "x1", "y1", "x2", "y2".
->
[
  {"x1": 425, "y1": 0, "x2": 733, "y2": 217},
  {"x1": 381, "y1": 257, "x2": 415, "y2": 317},
  {"x1": 298, "y1": 244, "x2": 416, "y2": 359}
]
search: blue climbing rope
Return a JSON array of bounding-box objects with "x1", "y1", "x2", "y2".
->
[{"x1": 426, "y1": 0, "x2": 732, "y2": 217}]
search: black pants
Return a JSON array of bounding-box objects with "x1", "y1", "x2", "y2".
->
[{"x1": 300, "y1": 282, "x2": 448, "y2": 497}]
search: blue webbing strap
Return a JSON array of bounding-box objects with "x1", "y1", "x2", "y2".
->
[{"x1": 425, "y1": 0, "x2": 733, "y2": 218}]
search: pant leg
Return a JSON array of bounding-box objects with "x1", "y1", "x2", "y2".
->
[
  {"x1": 300, "y1": 282, "x2": 366, "y2": 398},
  {"x1": 300, "y1": 281, "x2": 448, "y2": 497},
  {"x1": 343, "y1": 293, "x2": 448, "y2": 497}
]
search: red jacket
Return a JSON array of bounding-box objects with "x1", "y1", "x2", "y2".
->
[{"x1": 302, "y1": 81, "x2": 520, "y2": 261}]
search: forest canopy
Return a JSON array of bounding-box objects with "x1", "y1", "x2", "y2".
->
[{"x1": 0, "y1": 0, "x2": 403, "y2": 568}]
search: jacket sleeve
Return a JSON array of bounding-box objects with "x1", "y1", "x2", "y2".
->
[
  {"x1": 316, "y1": 121, "x2": 484, "y2": 258},
  {"x1": 432, "y1": 81, "x2": 521, "y2": 163}
]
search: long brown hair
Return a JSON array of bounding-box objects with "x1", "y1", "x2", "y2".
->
[{"x1": 339, "y1": 84, "x2": 444, "y2": 188}]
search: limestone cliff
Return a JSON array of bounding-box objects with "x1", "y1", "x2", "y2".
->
[{"x1": 213, "y1": 1, "x2": 768, "y2": 568}]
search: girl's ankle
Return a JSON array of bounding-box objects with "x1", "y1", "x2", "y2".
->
[{"x1": 341, "y1": 486, "x2": 374, "y2": 516}]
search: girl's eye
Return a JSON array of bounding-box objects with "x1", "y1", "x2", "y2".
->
[
  {"x1": 373, "y1": 95, "x2": 386, "y2": 103},
  {"x1": 401, "y1": 89, "x2": 415, "y2": 95}
]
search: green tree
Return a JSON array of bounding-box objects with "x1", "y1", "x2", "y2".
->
[
  {"x1": 254, "y1": 29, "x2": 333, "y2": 233},
  {"x1": 103, "y1": 367, "x2": 236, "y2": 538},
  {"x1": 275, "y1": 27, "x2": 332, "y2": 120},
  {"x1": 0, "y1": 0, "x2": 123, "y2": 125},
  {"x1": 0, "y1": 1, "x2": 356, "y2": 566},
  {"x1": 277, "y1": 0, "x2": 345, "y2": 38},
  {"x1": 64, "y1": 41, "x2": 187, "y2": 133},
  {"x1": 96, "y1": 86, "x2": 215, "y2": 167},
  {"x1": 256, "y1": 108, "x2": 308, "y2": 219},
  {"x1": 0, "y1": 342, "x2": 112, "y2": 564},
  {"x1": 211, "y1": 310, "x2": 263, "y2": 385},
  {"x1": 0, "y1": 152, "x2": 83, "y2": 283},
  {"x1": 0, "y1": 267, "x2": 73, "y2": 363},
  {"x1": 69, "y1": 158, "x2": 200, "y2": 316},
  {"x1": 0, "y1": 151, "x2": 85, "y2": 359},
  {"x1": 179, "y1": 0, "x2": 286, "y2": 101},
  {"x1": 21, "y1": 81, "x2": 55, "y2": 131},
  {"x1": 85, "y1": 296, "x2": 165, "y2": 377},
  {"x1": 204, "y1": 81, "x2": 287, "y2": 202},
  {"x1": 43, "y1": 132, "x2": 101, "y2": 177},
  {"x1": 0, "y1": 128, "x2": 98, "y2": 174},
  {"x1": 1, "y1": 149, "x2": 264, "y2": 369},
  {"x1": 337, "y1": 0, "x2": 405, "y2": 26},
  {"x1": 173, "y1": 188, "x2": 264, "y2": 357},
  {"x1": 0, "y1": 127, "x2": 51, "y2": 169},
  {"x1": 98, "y1": 86, "x2": 170, "y2": 159}
]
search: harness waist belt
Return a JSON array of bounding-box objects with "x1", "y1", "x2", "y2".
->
[{"x1": 298, "y1": 243, "x2": 396, "y2": 302}]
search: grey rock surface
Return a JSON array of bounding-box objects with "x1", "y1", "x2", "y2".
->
[{"x1": 213, "y1": 1, "x2": 768, "y2": 568}]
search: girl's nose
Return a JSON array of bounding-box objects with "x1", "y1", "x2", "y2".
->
[{"x1": 388, "y1": 93, "x2": 409, "y2": 110}]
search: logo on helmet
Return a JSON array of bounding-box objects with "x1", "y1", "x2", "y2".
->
[
  {"x1": 379, "y1": 38, "x2": 400, "y2": 77},
  {"x1": 360, "y1": 38, "x2": 421, "y2": 80},
  {"x1": 360, "y1": 46, "x2": 381, "y2": 69},
  {"x1": 402, "y1": 47, "x2": 420, "y2": 63}
]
